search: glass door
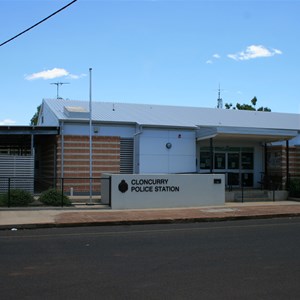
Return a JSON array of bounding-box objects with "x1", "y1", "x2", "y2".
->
[
  {"x1": 241, "y1": 151, "x2": 254, "y2": 187},
  {"x1": 199, "y1": 147, "x2": 254, "y2": 188},
  {"x1": 228, "y1": 152, "x2": 240, "y2": 169},
  {"x1": 227, "y1": 152, "x2": 240, "y2": 186},
  {"x1": 214, "y1": 152, "x2": 226, "y2": 170}
]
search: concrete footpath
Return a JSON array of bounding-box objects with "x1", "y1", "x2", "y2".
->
[{"x1": 1, "y1": 201, "x2": 300, "y2": 230}]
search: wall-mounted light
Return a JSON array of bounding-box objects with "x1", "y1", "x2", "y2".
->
[
  {"x1": 166, "y1": 142, "x2": 172, "y2": 149},
  {"x1": 93, "y1": 127, "x2": 99, "y2": 134}
]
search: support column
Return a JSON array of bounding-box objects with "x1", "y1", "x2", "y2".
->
[
  {"x1": 31, "y1": 134, "x2": 34, "y2": 156},
  {"x1": 286, "y1": 140, "x2": 290, "y2": 190},
  {"x1": 264, "y1": 143, "x2": 268, "y2": 177},
  {"x1": 209, "y1": 138, "x2": 213, "y2": 174}
]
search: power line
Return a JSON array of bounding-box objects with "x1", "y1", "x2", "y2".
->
[{"x1": 0, "y1": 0, "x2": 78, "y2": 47}]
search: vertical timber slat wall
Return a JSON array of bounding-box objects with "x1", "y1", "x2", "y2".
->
[{"x1": 56, "y1": 135, "x2": 120, "y2": 193}]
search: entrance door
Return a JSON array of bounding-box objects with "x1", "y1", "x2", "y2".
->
[
  {"x1": 200, "y1": 147, "x2": 254, "y2": 188},
  {"x1": 241, "y1": 151, "x2": 254, "y2": 187},
  {"x1": 227, "y1": 152, "x2": 240, "y2": 187}
]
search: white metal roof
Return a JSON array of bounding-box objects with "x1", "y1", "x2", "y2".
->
[{"x1": 42, "y1": 98, "x2": 300, "y2": 131}]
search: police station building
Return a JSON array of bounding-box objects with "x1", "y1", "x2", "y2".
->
[{"x1": 33, "y1": 98, "x2": 300, "y2": 194}]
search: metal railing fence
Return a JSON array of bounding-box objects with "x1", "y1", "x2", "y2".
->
[{"x1": 0, "y1": 176, "x2": 111, "y2": 207}]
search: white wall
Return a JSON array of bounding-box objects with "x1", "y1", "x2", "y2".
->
[
  {"x1": 61, "y1": 123, "x2": 136, "y2": 137},
  {"x1": 138, "y1": 128, "x2": 196, "y2": 174},
  {"x1": 134, "y1": 134, "x2": 140, "y2": 173},
  {"x1": 104, "y1": 174, "x2": 225, "y2": 209},
  {"x1": 253, "y1": 144, "x2": 264, "y2": 187},
  {"x1": 38, "y1": 102, "x2": 60, "y2": 126}
]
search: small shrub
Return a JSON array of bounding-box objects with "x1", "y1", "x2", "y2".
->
[
  {"x1": 39, "y1": 188, "x2": 71, "y2": 206},
  {"x1": 0, "y1": 189, "x2": 34, "y2": 207},
  {"x1": 289, "y1": 178, "x2": 300, "y2": 198}
]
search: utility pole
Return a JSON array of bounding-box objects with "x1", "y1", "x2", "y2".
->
[
  {"x1": 88, "y1": 68, "x2": 93, "y2": 205},
  {"x1": 51, "y1": 82, "x2": 69, "y2": 99}
]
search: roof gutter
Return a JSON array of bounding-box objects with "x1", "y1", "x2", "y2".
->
[{"x1": 133, "y1": 124, "x2": 143, "y2": 136}]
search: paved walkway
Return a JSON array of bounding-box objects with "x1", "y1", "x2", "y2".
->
[{"x1": 1, "y1": 201, "x2": 300, "y2": 230}]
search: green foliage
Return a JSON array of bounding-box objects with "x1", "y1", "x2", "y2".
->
[
  {"x1": 0, "y1": 189, "x2": 34, "y2": 207},
  {"x1": 225, "y1": 97, "x2": 271, "y2": 112},
  {"x1": 236, "y1": 103, "x2": 256, "y2": 111},
  {"x1": 257, "y1": 106, "x2": 271, "y2": 112},
  {"x1": 39, "y1": 188, "x2": 71, "y2": 206},
  {"x1": 289, "y1": 178, "x2": 300, "y2": 198},
  {"x1": 251, "y1": 97, "x2": 257, "y2": 106},
  {"x1": 224, "y1": 103, "x2": 233, "y2": 109},
  {"x1": 30, "y1": 105, "x2": 41, "y2": 125}
]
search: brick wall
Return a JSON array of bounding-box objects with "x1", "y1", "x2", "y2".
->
[
  {"x1": 267, "y1": 145, "x2": 300, "y2": 188},
  {"x1": 289, "y1": 146, "x2": 300, "y2": 178},
  {"x1": 56, "y1": 135, "x2": 120, "y2": 193}
]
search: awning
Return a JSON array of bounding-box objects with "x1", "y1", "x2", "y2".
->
[{"x1": 196, "y1": 126, "x2": 299, "y2": 143}]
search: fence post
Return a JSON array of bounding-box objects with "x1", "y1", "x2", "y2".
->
[
  {"x1": 61, "y1": 178, "x2": 64, "y2": 207},
  {"x1": 109, "y1": 176, "x2": 112, "y2": 207},
  {"x1": 8, "y1": 177, "x2": 11, "y2": 207},
  {"x1": 241, "y1": 181, "x2": 244, "y2": 203}
]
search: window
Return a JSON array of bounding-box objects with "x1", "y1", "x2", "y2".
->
[
  {"x1": 200, "y1": 147, "x2": 254, "y2": 174},
  {"x1": 242, "y1": 152, "x2": 254, "y2": 170},
  {"x1": 200, "y1": 151, "x2": 211, "y2": 169},
  {"x1": 228, "y1": 153, "x2": 239, "y2": 169},
  {"x1": 214, "y1": 153, "x2": 225, "y2": 169}
]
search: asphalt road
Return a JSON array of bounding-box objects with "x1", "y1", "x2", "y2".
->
[{"x1": 0, "y1": 218, "x2": 300, "y2": 300}]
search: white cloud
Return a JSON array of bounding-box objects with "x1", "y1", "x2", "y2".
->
[
  {"x1": 25, "y1": 68, "x2": 68, "y2": 80},
  {"x1": 273, "y1": 48, "x2": 283, "y2": 55},
  {"x1": 206, "y1": 53, "x2": 221, "y2": 64},
  {"x1": 25, "y1": 68, "x2": 86, "y2": 80},
  {"x1": 0, "y1": 119, "x2": 17, "y2": 125},
  {"x1": 228, "y1": 45, "x2": 282, "y2": 61},
  {"x1": 68, "y1": 73, "x2": 87, "y2": 79}
]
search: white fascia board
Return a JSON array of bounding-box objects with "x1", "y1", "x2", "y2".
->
[
  {"x1": 196, "y1": 126, "x2": 298, "y2": 142},
  {"x1": 216, "y1": 126, "x2": 298, "y2": 137},
  {"x1": 196, "y1": 126, "x2": 218, "y2": 140},
  {"x1": 140, "y1": 124, "x2": 197, "y2": 130}
]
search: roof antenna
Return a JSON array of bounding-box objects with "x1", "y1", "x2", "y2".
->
[
  {"x1": 217, "y1": 83, "x2": 223, "y2": 109},
  {"x1": 51, "y1": 82, "x2": 70, "y2": 99}
]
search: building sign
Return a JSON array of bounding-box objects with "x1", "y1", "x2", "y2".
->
[
  {"x1": 118, "y1": 178, "x2": 180, "y2": 193},
  {"x1": 102, "y1": 174, "x2": 225, "y2": 210}
]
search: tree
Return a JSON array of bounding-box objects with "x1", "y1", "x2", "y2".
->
[
  {"x1": 225, "y1": 97, "x2": 271, "y2": 112},
  {"x1": 30, "y1": 105, "x2": 41, "y2": 125}
]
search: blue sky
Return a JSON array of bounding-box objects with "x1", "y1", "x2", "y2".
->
[{"x1": 1, "y1": 0, "x2": 299, "y2": 125}]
